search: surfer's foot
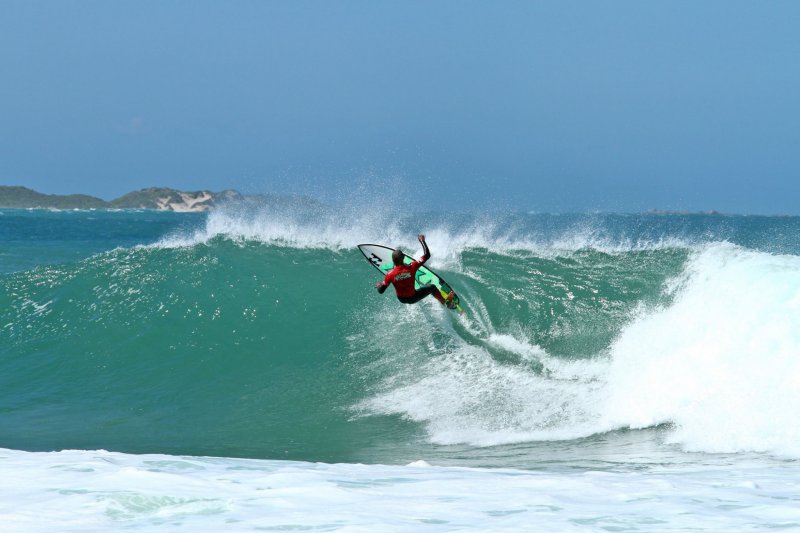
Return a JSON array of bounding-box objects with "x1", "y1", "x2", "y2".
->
[{"x1": 445, "y1": 291, "x2": 455, "y2": 305}]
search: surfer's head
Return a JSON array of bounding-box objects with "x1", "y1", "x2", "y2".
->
[{"x1": 392, "y1": 248, "x2": 404, "y2": 266}]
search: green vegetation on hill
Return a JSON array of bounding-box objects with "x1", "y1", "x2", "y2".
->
[{"x1": 0, "y1": 186, "x2": 107, "y2": 209}]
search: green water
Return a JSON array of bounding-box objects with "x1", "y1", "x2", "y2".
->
[
  {"x1": 2, "y1": 208, "x2": 800, "y2": 465},
  {"x1": 1, "y1": 239, "x2": 683, "y2": 462}
]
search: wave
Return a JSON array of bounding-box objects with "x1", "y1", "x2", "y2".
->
[
  {"x1": 3, "y1": 206, "x2": 800, "y2": 461},
  {"x1": 357, "y1": 243, "x2": 800, "y2": 458}
]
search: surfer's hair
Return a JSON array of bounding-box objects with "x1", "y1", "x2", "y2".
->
[{"x1": 392, "y1": 248, "x2": 404, "y2": 266}]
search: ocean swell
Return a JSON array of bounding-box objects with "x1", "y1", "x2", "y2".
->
[{"x1": 3, "y1": 208, "x2": 800, "y2": 462}]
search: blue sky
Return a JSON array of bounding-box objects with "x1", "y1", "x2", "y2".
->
[{"x1": 1, "y1": 1, "x2": 799, "y2": 213}]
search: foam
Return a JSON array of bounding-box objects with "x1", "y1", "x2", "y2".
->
[
  {"x1": 602, "y1": 242, "x2": 800, "y2": 456},
  {"x1": 2, "y1": 447, "x2": 798, "y2": 531},
  {"x1": 357, "y1": 334, "x2": 607, "y2": 447}
]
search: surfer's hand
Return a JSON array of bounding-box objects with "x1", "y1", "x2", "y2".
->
[{"x1": 418, "y1": 234, "x2": 425, "y2": 242}]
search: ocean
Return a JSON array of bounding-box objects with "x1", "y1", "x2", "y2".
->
[{"x1": 1, "y1": 203, "x2": 799, "y2": 531}]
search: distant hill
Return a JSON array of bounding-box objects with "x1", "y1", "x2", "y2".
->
[
  {"x1": 0, "y1": 186, "x2": 243, "y2": 212},
  {"x1": 110, "y1": 187, "x2": 243, "y2": 211},
  {"x1": 0, "y1": 186, "x2": 108, "y2": 209}
]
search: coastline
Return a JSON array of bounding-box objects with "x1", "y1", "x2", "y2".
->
[{"x1": 0, "y1": 186, "x2": 242, "y2": 212}]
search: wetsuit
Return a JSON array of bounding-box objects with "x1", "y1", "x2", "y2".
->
[{"x1": 376, "y1": 239, "x2": 442, "y2": 304}]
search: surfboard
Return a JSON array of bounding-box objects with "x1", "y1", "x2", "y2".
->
[{"x1": 358, "y1": 244, "x2": 465, "y2": 315}]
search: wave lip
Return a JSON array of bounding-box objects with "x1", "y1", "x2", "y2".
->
[{"x1": 152, "y1": 204, "x2": 705, "y2": 260}]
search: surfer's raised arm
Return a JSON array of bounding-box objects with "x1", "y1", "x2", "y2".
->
[{"x1": 418, "y1": 234, "x2": 431, "y2": 264}]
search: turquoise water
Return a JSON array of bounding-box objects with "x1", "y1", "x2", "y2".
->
[
  {"x1": 3, "y1": 206, "x2": 800, "y2": 467},
  {"x1": 0, "y1": 209, "x2": 203, "y2": 274}
]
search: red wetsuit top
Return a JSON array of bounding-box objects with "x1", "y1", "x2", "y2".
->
[{"x1": 382, "y1": 257, "x2": 427, "y2": 298}]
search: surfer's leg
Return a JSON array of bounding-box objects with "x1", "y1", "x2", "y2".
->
[
  {"x1": 424, "y1": 284, "x2": 455, "y2": 305},
  {"x1": 419, "y1": 284, "x2": 445, "y2": 304},
  {"x1": 428, "y1": 285, "x2": 446, "y2": 304},
  {"x1": 397, "y1": 284, "x2": 441, "y2": 304}
]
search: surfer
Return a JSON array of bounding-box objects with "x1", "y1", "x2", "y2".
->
[{"x1": 375, "y1": 234, "x2": 454, "y2": 305}]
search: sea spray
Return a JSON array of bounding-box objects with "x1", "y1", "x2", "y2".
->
[{"x1": 159, "y1": 202, "x2": 715, "y2": 257}]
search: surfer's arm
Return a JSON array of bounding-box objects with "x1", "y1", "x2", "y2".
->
[
  {"x1": 376, "y1": 270, "x2": 394, "y2": 294},
  {"x1": 418, "y1": 234, "x2": 431, "y2": 264}
]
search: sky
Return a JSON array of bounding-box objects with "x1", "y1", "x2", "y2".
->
[{"x1": 1, "y1": 1, "x2": 799, "y2": 214}]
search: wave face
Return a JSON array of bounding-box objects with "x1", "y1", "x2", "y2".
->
[{"x1": 2, "y1": 206, "x2": 800, "y2": 463}]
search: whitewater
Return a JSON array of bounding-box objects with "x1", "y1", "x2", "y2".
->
[{"x1": 2, "y1": 204, "x2": 800, "y2": 530}]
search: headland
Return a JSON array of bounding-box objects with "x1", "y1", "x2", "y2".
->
[{"x1": 0, "y1": 186, "x2": 242, "y2": 212}]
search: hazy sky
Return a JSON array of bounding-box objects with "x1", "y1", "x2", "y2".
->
[{"x1": 2, "y1": 1, "x2": 799, "y2": 213}]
